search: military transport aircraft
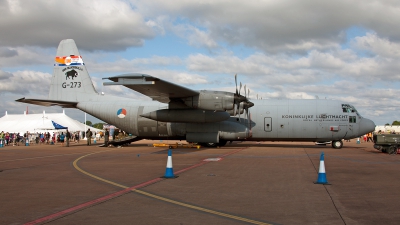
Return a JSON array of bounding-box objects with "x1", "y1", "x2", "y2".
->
[{"x1": 16, "y1": 39, "x2": 375, "y2": 148}]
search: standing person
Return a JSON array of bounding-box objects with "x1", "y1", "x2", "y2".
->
[
  {"x1": 86, "y1": 129, "x2": 92, "y2": 146},
  {"x1": 104, "y1": 128, "x2": 109, "y2": 147},
  {"x1": 60, "y1": 132, "x2": 65, "y2": 146},
  {"x1": 66, "y1": 129, "x2": 70, "y2": 147},
  {"x1": 15, "y1": 133, "x2": 20, "y2": 146},
  {"x1": 46, "y1": 132, "x2": 50, "y2": 144},
  {"x1": 11, "y1": 133, "x2": 15, "y2": 146},
  {"x1": 0, "y1": 131, "x2": 5, "y2": 146},
  {"x1": 75, "y1": 132, "x2": 79, "y2": 143},
  {"x1": 367, "y1": 132, "x2": 373, "y2": 142},
  {"x1": 5, "y1": 132, "x2": 9, "y2": 146}
]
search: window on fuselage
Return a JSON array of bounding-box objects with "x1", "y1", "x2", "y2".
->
[
  {"x1": 349, "y1": 105, "x2": 361, "y2": 117},
  {"x1": 349, "y1": 116, "x2": 356, "y2": 123}
]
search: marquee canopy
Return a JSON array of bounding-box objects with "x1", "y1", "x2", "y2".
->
[{"x1": 0, "y1": 110, "x2": 102, "y2": 133}]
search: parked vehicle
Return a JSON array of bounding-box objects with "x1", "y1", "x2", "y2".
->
[{"x1": 373, "y1": 134, "x2": 400, "y2": 154}]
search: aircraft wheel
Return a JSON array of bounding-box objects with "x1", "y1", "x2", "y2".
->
[
  {"x1": 218, "y1": 140, "x2": 227, "y2": 147},
  {"x1": 331, "y1": 140, "x2": 343, "y2": 149},
  {"x1": 200, "y1": 143, "x2": 218, "y2": 148}
]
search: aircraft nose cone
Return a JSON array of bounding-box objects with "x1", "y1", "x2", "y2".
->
[{"x1": 359, "y1": 118, "x2": 376, "y2": 135}]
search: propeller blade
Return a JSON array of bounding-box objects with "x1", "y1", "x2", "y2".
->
[
  {"x1": 239, "y1": 82, "x2": 242, "y2": 95},
  {"x1": 244, "y1": 85, "x2": 247, "y2": 98},
  {"x1": 248, "y1": 109, "x2": 252, "y2": 137},
  {"x1": 235, "y1": 74, "x2": 238, "y2": 95},
  {"x1": 238, "y1": 102, "x2": 244, "y2": 122}
]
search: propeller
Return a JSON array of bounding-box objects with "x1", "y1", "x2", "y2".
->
[
  {"x1": 242, "y1": 85, "x2": 253, "y2": 137},
  {"x1": 233, "y1": 74, "x2": 254, "y2": 123}
]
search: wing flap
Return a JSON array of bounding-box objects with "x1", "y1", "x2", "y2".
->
[{"x1": 103, "y1": 73, "x2": 199, "y2": 103}]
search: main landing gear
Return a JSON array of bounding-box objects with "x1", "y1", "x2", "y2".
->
[
  {"x1": 199, "y1": 140, "x2": 228, "y2": 148},
  {"x1": 331, "y1": 140, "x2": 343, "y2": 149}
]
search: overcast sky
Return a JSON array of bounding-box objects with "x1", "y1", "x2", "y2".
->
[{"x1": 1, "y1": 0, "x2": 400, "y2": 125}]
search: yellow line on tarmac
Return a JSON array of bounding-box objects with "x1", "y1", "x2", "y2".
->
[
  {"x1": 73, "y1": 150, "x2": 128, "y2": 189},
  {"x1": 134, "y1": 189, "x2": 270, "y2": 225},
  {"x1": 73, "y1": 150, "x2": 272, "y2": 225}
]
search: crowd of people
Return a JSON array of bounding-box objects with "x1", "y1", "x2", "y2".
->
[
  {"x1": 0, "y1": 130, "x2": 97, "y2": 147},
  {"x1": 0, "y1": 128, "x2": 119, "y2": 147}
]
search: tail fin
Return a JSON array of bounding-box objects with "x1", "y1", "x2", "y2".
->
[{"x1": 49, "y1": 39, "x2": 98, "y2": 101}]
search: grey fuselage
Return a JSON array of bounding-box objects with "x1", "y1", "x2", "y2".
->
[{"x1": 78, "y1": 94, "x2": 374, "y2": 143}]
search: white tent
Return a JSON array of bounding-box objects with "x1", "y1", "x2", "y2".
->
[
  {"x1": 375, "y1": 125, "x2": 400, "y2": 134},
  {"x1": 0, "y1": 110, "x2": 102, "y2": 134}
]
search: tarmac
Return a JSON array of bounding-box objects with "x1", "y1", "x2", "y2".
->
[{"x1": 0, "y1": 139, "x2": 399, "y2": 225}]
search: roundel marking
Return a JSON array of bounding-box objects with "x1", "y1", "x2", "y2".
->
[
  {"x1": 117, "y1": 108, "x2": 127, "y2": 118},
  {"x1": 65, "y1": 56, "x2": 72, "y2": 66}
]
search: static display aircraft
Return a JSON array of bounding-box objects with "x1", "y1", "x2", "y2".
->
[{"x1": 17, "y1": 39, "x2": 376, "y2": 148}]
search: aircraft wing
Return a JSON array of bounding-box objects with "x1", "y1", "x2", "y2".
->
[
  {"x1": 103, "y1": 73, "x2": 199, "y2": 103},
  {"x1": 15, "y1": 98, "x2": 78, "y2": 108}
]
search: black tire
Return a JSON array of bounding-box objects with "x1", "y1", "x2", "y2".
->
[
  {"x1": 200, "y1": 143, "x2": 218, "y2": 148},
  {"x1": 331, "y1": 140, "x2": 343, "y2": 149},
  {"x1": 388, "y1": 146, "x2": 397, "y2": 155},
  {"x1": 218, "y1": 140, "x2": 228, "y2": 147}
]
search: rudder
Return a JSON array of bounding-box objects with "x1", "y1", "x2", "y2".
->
[{"x1": 49, "y1": 39, "x2": 98, "y2": 101}]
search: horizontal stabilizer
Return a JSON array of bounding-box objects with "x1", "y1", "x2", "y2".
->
[{"x1": 16, "y1": 98, "x2": 78, "y2": 108}]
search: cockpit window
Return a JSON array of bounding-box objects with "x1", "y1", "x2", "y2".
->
[
  {"x1": 342, "y1": 104, "x2": 352, "y2": 113},
  {"x1": 342, "y1": 104, "x2": 361, "y2": 117}
]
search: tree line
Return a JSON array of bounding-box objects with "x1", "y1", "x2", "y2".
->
[
  {"x1": 85, "y1": 121, "x2": 105, "y2": 129},
  {"x1": 385, "y1": 121, "x2": 400, "y2": 126}
]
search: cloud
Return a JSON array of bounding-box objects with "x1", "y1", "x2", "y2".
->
[
  {"x1": 352, "y1": 32, "x2": 400, "y2": 58},
  {"x1": 0, "y1": 47, "x2": 18, "y2": 58},
  {"x1": 0, "y1": 46, "x2": 52, "y2": 67},
  {"x1": 0, "y1": 0, "x2": 155, "y2": 51},
  {"x1": 171, "y1": 24, "x2": 218, "y2": 49},
  {"x1": 132, "y1": 0, "x2": 400, "y2": 54},
  {"x1": 85, "y1": 55, "x2": 183, "y2": 73},
  {"x1": 0, "y1": 70, "x2": 51, "y2": 95},
  {"x1": 0, "y1": 70, "x2": 13, "y2": 80}
]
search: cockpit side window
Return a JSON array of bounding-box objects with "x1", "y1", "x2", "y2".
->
[{"x1": 350, "y1": 105, "x2": 361, "y2": 117}]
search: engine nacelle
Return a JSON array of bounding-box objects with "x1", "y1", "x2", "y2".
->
[
  {"x1": 140, "y1": 109, "x2": 230, "y2": 123},
  {"x1": 183, "y1": 90, "x2": 234, "y2": 111},
  {"x1": 184, "y1": 120, "x2": 250, "y2": 143}
]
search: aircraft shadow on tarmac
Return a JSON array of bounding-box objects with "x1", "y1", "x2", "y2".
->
[
  {"x1": 224, "y1": 142, "x2": 367, "y2": 149},
  {"x1": 122, "y1": 141, "x2": 369, "y2": 151},
  {"x1": 151, "y1": 148, "x2": 210, "y2": 154}
]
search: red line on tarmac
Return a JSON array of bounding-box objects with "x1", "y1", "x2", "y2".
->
[
  {"x1": 219, "y1": 148, "x2": 246, "y2": 157},
  {"x1": 24, "y1": 177, "x2": 163, "y2": 225},
  {"x1": 24, "y1": 147, "x2": 246, "y2": 225}
]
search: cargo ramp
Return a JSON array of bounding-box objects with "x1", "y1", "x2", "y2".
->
[{"x1": 99, "y1": 136, "x2": 142, "y2": 147}]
